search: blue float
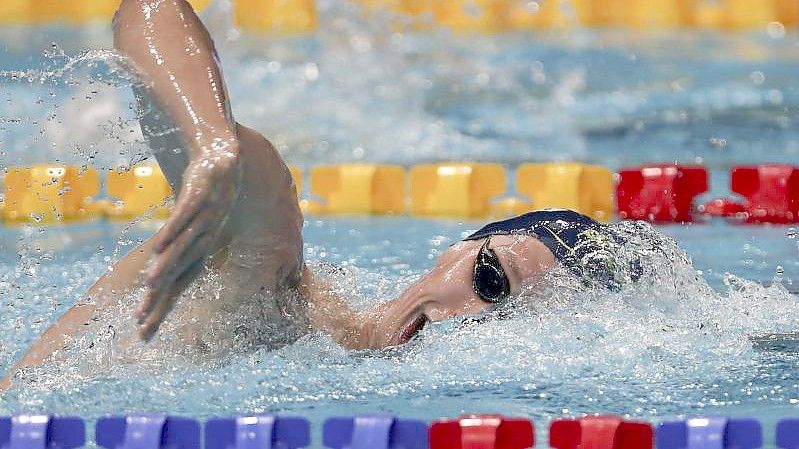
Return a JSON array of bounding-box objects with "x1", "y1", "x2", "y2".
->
[
  {"x1": 205, "y1": 415, "x2": 309, "y2": 449},
  {"x1": 776, "y1": 419, "x2": 799, "y2": 449},
  {"x1": 657, "y1": 417, "x2": 761, "y2": 449},
  {"x1": 323, "y1": 415, "x2": 428, "y2": 449},
  {"x1": 96, "y1": 416, "x2": 200, "y2": 449},
  {"x1": 0, "y1": 415, "x2": 84, "y2": 449}
]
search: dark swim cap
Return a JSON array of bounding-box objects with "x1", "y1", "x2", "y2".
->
[
  {"x1": 464, "y1": 209, "x2": 640, "y2": 290},
  {"x1": 463, "y1": 209, "x2": 601, "y2": 262}
]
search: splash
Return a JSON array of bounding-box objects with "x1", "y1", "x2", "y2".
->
[
  {"x1": 2, "y1": 0, "x2": 799, "y2": 427},
  {"x1": 0, "y1": 45, "x2": 148, "y2": 168},
  {"x1": 2, "y1": 217, "x2": 797, "y2": 423}
]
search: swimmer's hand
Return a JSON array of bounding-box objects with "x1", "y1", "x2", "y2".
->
[{"x1": 137, "y1": 148, "x2": 242, "y2": 341}]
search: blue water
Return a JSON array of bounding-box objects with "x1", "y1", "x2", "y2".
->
[{"x1": 2, "y1": 1, "x2": 799, "y2": 447}]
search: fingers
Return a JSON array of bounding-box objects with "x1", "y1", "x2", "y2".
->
[
  {"x1": 136, "y1": 159, "x2": 241, "y2": 342},
  {"x1": 148, "y1": 210, "x2": 213, "y2": 293},
  {"x1": 153, "y1": 159, "x2": 240, "y2": 253},
  {"x1": 153, "y1": 186, "x2": 206, "y2": 253},
  {"x1": 136, "y1": 213, "x2": 216, "y2": 338},
  {"x1": 137, "y1": 215, "x2": 210, "y2": 321},
  {"x1": 139, "y1": 258, "x2": 205, "y2": 341}
]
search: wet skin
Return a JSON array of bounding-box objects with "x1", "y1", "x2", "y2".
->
[
  {"x1": 0, "y1": 0, "x2": 557, "y2": 390},
  {"x1": 359, "y1": 235, "x2": 557, "y2": 349}
]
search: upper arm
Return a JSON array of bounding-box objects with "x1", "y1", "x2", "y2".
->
[{"x1": 113, "y1": 0, "x2": 238, "y2": 160}]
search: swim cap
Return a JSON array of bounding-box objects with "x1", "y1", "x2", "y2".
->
[
  {"x1": 463, "y1": 209, "x2": 601, "y2": 262},
  {"x1": 464, "y1": 209, "x2": 640, "y2": 290}
]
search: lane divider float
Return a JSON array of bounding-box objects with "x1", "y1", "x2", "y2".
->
[
  {"x1": 1, "y1": 165, "x2": 101, "y2": 224},
  {"x1": 703, "y1": 164, "x2": 799, "y2": 224},
  {"x1": 657, "y1": 417, "x2": 762, "y2": 449},
  {"x1": 0, "y1": 415, "x2": 85, "y2": 449},
  {"x1": 105, "y1": 165, "x2": 173, "y2": 220},
  {"x1": 207, "y1": 416, "x2": 309, "y2": 449},
  {"x1": 550, "y1": 416, "x2": 652, "y2": 449},
  {"x1": 410, "y1": 162, "x2": 506, "y2": 218},
  {"x1": 0, "y1": 0, "x2": 210, "y2": 25},
  {"x1": 304, "y1": 163, "x2": 406, "y2": 215},
  {"x1": 430, "y1": 415, "x2": 535, "y2": 449},
  {"x1": 2, "y1": 162, "x2": 797, "y2": 225},
  {"x1": 616, "y1": 164, "x2": 709, "y2": 223},
  {"x1": 325, "y1": 415, "x2": 427, "y2": 449},
  {"x1": 95, "y1": 416, "x2": 200, "y2": 449},
  {"x1": 517, "y1": 162, "x2": 613, "y2": 223},
  {"x1": 233, "y1": 0, "x2": 317, "y2": 35},
  {"x1": 4, "y1": 413, "x2": 798, "y2": 449},
  {"x1": 1, "y1": 0, "x2": 797, "y2": 32}
]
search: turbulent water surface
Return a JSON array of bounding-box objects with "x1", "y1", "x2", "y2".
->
[{"x1": 1, "y1": 0, "x2": 799, "y2": 446}]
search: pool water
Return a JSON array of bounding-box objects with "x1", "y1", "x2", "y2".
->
[{"x1": 2, "y1": 0, "x2": 799, "y2": 446}]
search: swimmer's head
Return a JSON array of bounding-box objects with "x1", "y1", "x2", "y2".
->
[{"x1": 366, "y1": 231, "x2": 557, "y2": 348}]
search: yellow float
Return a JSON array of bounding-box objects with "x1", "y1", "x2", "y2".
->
[
  {"x1": 776, "y1": 0, "x2": 799, "y2": 26},
  {"x1": 410, "y1": 163, "x2": 506, "y2": 218},
  {"x1": 508, "y1": 0, "x2": 574, "y2": 30},
  {"x1": 234, "y1": 0, "x2": 318, "y2": 35},
  {"x1": 3, "y1": 165, "x2": 101, "y2": 224},
  {"x1": 306, "y1": 164, "x2": 406, "y2": 215},
  {"x1": 399, "y1": 0, "x2": 514, "y2": 32},
  {"x1": 105, "y1": 164, "x2": 172, "y2": 220},
  {"x1": 720, "y1": 0, "x2": 778, "y2": 29},
  {"x1": 0, "y1": 0, "x2": 30, "y2": 24},
  {"x1": 4, "y1": 0, "x2": 210, "y2": 24},
  {"x1": 516, "y1": 162, "x2": 613, "y2": 222},
  {"x1": 289, "y1": 166, "x2": 303, "y2": 195}
]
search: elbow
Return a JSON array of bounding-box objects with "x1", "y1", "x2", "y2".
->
[
  {"x1": 112, "y1": 0, "x2": 143, "y2": 51},
  {"x1": 112, "y1": 0, "x2": 138, "y2": 31}
]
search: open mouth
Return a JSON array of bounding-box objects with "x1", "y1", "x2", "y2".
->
[{"x1": 398, "y1": 314, "x2": 428, "y2": 344}]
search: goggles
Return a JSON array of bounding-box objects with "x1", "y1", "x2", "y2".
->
[{"x1": 472, "y1": 237, "x2": 511, "y2": 303}]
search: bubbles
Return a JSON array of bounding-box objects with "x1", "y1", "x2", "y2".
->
[
  {"x1": 750, "y1": 71, "x2": 765, "y2": 86},
  {"x1": 2, "y1": 217, "x2": 798, "y2": 422},
  {"x1": 524, "y1": 2, "x2": 541, "y2": 14},
  {"x1": 767, "y1": 21, "x2": 787, "y2": 39},
  {"x1": 2, "y1": 0, "x2": 799, "y2": 425},
  {"x1": 1, "y1": 47, "x2": 148, "y2": 168}
]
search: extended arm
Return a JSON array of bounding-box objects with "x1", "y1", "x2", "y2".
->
[
  {"x1": 113, "y1": 0, "x2": 244, "y2": 340},
  {"x1": 0, "y1": 239, "x2": 154, "y2": 391},
  {"x1": 1, "y1": 0, "x2": 306, "y2": 388}
]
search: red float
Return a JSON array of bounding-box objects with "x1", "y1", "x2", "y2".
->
[
  {"x1": 550, "y1": 416, "x2": 653, "y2": 449},
  {"x1": 730, "y1": 164, "x2": 799, "y2": 223},
  {"x1": 429, "y1": 415, "x2": 534, "y2": 449},
  {"x1": 701, "y1": 198, "x2": 747, "y2": 218},
  {"x1": 616, "y1": 165, "x2": 709, "y2": 223}
]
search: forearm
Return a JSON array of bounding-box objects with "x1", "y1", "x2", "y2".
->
[
  {"x1": 1, "y1": 239, "x2": 154, "y2": 389},
  {"x1": 3, "y1": 304, "x2": 96, "y2": 381},
  {"x1": 113, "y1": 0, "x2": 238, "y2": 163}
]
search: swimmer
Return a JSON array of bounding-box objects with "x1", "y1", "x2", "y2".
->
[{"x1": 1, "y1": 0, "x2": 629, "y2": 390}]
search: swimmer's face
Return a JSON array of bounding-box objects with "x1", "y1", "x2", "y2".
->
[{"x1": 367, "y1": 235, "x2": 557, "y2": 348}]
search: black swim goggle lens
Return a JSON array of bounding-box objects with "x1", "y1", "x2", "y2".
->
[{"x1": 473, "y1": 237, "x2": 511, "y2": 303}]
